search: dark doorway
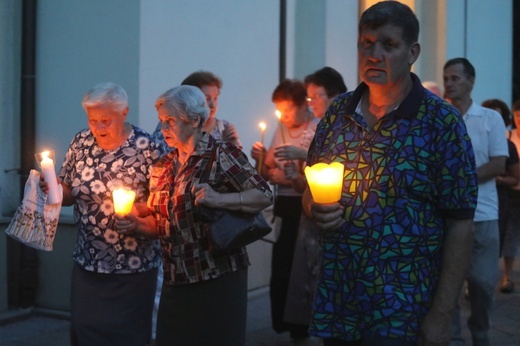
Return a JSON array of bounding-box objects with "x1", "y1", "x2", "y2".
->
[{"x1": 513, "y1": 1, "x2": 520, "y2": 102}]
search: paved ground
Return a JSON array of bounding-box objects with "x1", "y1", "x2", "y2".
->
[{"x1": 1, "y1": 259, "x2": 519, "y2": 345}]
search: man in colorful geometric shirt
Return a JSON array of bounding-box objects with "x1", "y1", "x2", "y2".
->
[{"x1": 302, "y1": 2, "x2": 478, "y2": 345}]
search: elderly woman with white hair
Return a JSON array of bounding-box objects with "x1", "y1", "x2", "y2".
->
[
  {"x1": 115, "y1": 85, "x2": 272, "y2": 345},
  {"x1": 42, "y1": 82, "x2": 165, "y2": 345}
]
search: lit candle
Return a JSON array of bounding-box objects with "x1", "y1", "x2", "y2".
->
[
  {"x1": 39, "y1": 151, "x2": 61, "y2": 204},
  {"x1": 113, "y1": 188, "x2": 136, "y2": 216},
  {"x1": 259, "y1": 122, "x2": 266, "y2": 145},
  {"x1": 258, "y1": 122, "x2": 267, "y2": 171},
  {"x1": 304, "y1": 162, "x2": 344, "y2": 203},
  {"x1": 275, "y1": 110, "x2": 286, "y2": 144}
]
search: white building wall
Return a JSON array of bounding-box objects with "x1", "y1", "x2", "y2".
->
[
  {"x1": 324, "y1": 0, "x2": 360, "y2": 89},
  {"x1": 137, "y1": 0, "x2": 280, "y2": 156},
  {"x1": 0, "y1": 0, "x2": 22, "y2": 314},
  {"x1": 466, "y1": 0, "x2": 512, "y2": 105},
  {"x1": 445, "y1": 0, "x2": 512, "y2": 105},
  {"x1": 286, "y1": 0, "x2": 358, "y2": 89},
  {"x1": 36, "y1": 0, "x2": 141, "y2": 170},
  {"x1": 0, "y1": 0, "x2": 22, "y2": 217}
]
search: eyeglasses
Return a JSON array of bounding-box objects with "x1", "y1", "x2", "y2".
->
[
  {"x1": 159, "y1": 117, "x2": 177, "y2": 129},
  {"x1": 306, "y1": 93, "x2": 328, "y2": 102},
  {"x1": 88, "y1": 118, "x2": 113, "y2": 128}
]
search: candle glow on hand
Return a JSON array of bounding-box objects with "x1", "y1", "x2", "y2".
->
[
  {"x1": 113, "y1": 188, "x2": 136, "y2": 216},
  {"x1": 304, "y1": 162, "x2": 344, "y2": 203}
]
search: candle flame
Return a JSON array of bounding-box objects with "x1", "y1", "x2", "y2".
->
[
  {"x1": 42, "y1": 151, "x2": 50, "y2": 160},
  {"x1": 275, "y1": 110, "x2": 281, "y2": 120},
  {"x1": 259, "y1": 122, "x2": 266, "y2": 131}
]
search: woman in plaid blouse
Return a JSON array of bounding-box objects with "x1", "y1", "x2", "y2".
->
[{"x1": 116, "y1": 85, "x2": 272, "y2": 345}]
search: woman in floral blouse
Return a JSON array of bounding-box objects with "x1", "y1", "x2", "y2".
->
[
  {"x1": 115, "y1": 85, "x2": 272, "y2": 345},
  {"x1": 55, "y1": 82, "x2": 165, "y2": 345}
]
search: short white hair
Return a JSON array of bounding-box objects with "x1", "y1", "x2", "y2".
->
[
  {"x1": 155, "y1": 85, "x2": 208, "y2": 129},
  {"x1": 82, "y1": 82, "x2": 128, "y2": 112}
]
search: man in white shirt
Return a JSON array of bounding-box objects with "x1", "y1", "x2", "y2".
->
[{"x1": 444, "y1": 57, "x2": 508, "y2": 346}]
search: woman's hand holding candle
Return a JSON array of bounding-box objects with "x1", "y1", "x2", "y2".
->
[
  {"x1": 251, "y1": 142, "x2": 266, "y2": 162},
  {"x1": 114, "y1": 206, "x2": 138, "y2": 236},
  {"x1": 113, "y1": 188, "x2": 137, "y2": 236}
]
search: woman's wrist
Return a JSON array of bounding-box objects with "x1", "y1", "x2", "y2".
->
[{"x1": 238, "y1": 192, "x2": 243, "y2": 212}]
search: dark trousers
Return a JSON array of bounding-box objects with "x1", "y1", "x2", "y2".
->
[{"x1": 270, "y1": 195, "x2": 308, "y2": 338}]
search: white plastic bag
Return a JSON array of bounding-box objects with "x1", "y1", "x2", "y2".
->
[{"x1": 5, "y1": 169, "x2": 62, "y2": 251}]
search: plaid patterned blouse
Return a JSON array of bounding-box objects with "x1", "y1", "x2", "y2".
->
[
  {"x1": 148, "y1": 133, "x2": 272, "y2": 286},
  {"x1": 307, "y1": 73, "x2": 478, "y2": 342}
]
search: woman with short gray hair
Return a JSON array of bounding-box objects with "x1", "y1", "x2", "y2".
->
[
  {"x1": 116, "y1": 85, "x2": 272, "y2": 345},
  {"x1": 154, "y1": 85, "x2": 208, "y2": 128}
]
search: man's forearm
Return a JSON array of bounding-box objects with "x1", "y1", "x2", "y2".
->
[
  {"x1": 431, "y1": 218, "x2": 474, "y2": 314},
  {"x1": 477, "y1": 156, "x2": 506, "y2": 183}
]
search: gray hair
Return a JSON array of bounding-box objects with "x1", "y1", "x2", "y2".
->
[
  {"x1": 82, "y1": 82, "x2": 128, "y2": 112},
  {"x1": 155, "y1": 85, "x2": 208, "y2": 129}
]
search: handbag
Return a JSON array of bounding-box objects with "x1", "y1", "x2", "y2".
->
[
  {"x1": 199, "y1": 144, "x2": 272, "y2": 254},
  {"x1": 5, "y1": 169, "x2": 62, "y2": 251},
  {"x1": 199, "y1": 206, "x2": 272, "y2": 254}
]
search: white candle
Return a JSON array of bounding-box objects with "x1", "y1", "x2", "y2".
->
[
  {"x1": 40, "y1": 151, "x2": 61, "y2": 204},
  {"x1": 258, "y1": 122, "x2": 267, "y2": 171},
  {"x1": 275, "y1": 110, "x2": 286, "y2": 144},
  {"x1": 259, "y1": 122, "x2": 266, "y2": 145}
]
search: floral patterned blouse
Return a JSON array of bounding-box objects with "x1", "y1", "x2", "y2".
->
[
  {"x1": 148, "y1": 133, "x2": 272, "y2": 286},
  {"x1": 58, "y1": 125, "x2": 165, "y2": 274}
]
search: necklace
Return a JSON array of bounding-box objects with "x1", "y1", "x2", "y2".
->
[
  {"x1": 287, "y1": 125, "x2": 305, "y2": 139},
  {"x1": 287, "y1": 111, "x2": 313, "y2": 139}
]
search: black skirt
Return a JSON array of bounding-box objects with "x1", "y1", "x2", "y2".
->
[
  {"x1": 156, "y1": 268, "x2": 248, "y2": 346},
  {"x1": 70, "y1": 263, "x2": 158, "y2": 346}
]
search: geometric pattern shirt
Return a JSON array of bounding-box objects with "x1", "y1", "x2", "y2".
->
[{"x1": 307, "y1": 73, "x2": 478, "y2": 342}]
